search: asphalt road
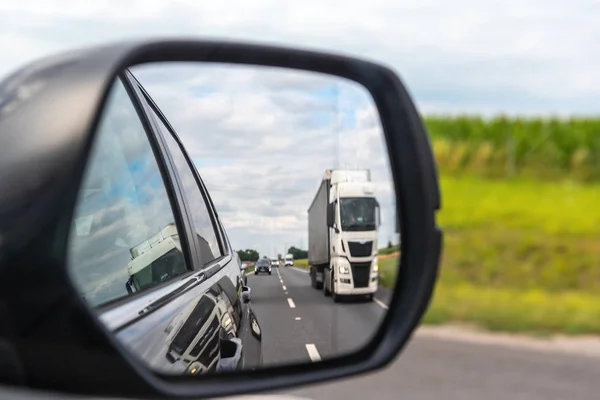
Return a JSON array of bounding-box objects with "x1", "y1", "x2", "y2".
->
[
  {"x1": 246, "y1": 266, "x2": 600, "y2": 400},
  {"x1": 247, "y1": 265, "x2": 390, "y2": 366}
]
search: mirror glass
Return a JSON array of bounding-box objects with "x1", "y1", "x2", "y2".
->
[{"x1": 66, "y1": 62, "x2": 400, "y2": 375}]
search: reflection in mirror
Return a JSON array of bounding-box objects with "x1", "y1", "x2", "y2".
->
[{"x1": 66, "y1": 62, "x2": 399, "y2": 376}]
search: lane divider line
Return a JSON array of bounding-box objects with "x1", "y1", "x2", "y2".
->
[
  {"x1": 295, "y1": 317, "x2": 301, "y2": 321},
  {"x1": 374, "y1": 297, "x2": 389, "y2": 310},
  {"x1": 305, "y1": 344, "x2": 321, "y2": 362},
  {"x1": 287, "y1": 298, "x2": 296, "y2": 308},
  {"x1": 282, "y1": 285, "x2": 287, "y2": 290}
]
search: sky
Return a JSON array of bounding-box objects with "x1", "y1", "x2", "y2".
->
[
  {"x1": 1, "y1": 0, "x2": 597, "y2": 256},
  {"x1": 131, "y1": 63, "x2": 395, "y2": 258}
]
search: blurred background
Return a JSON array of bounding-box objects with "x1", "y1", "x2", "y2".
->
[{"x1": 2, "y1": 0, "x2": 597, "y2": 399}]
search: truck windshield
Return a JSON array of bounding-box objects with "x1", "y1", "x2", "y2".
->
[
  {"x1": 131, "y1": 248, "x2": 187, "y2": 291},
  {"x1": 339, "y1": 197, "x2": 378, "y2": 232}
]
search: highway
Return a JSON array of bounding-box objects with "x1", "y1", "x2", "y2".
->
[
  {"x1": 247, "y1": 265, "x2": 390, "y2": 366},
  {"x1": 246, "y1": 266, "x2": 600, "y2": 400}
]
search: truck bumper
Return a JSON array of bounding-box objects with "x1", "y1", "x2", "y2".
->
[{"x1": 335, "y1": 277, "x2": 378, "y2": 295}]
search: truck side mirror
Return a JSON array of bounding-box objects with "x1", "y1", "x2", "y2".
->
[{"x1": 326, "y1": 202, "x2": 335, "y2": 228}]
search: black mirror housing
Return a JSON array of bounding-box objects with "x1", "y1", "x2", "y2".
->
[{"x1": 0, "y1": 37, "x2": 442, "y2": 400}]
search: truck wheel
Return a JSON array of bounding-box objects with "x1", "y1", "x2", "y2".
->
[
  {"x1": 268, "y1": 271, "x2": 272, "y2": 275},
  {"x1": 310, "y1": 269, "x2": 316, "y2": 289}
]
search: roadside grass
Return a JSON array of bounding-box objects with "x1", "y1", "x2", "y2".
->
[
  {"x1": 293, "y1": 259, "x2": 309, "y2": 269},
  {"x1": 423, "y1": 282, "x2": 600, "y2": 335},
  {"x1": 428, "y1": 175, "x2": 600, "y2": 335}
]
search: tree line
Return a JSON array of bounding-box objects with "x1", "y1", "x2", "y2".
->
[{"x1": 236, "y1": 246, "x2": 308, "y2": 262}]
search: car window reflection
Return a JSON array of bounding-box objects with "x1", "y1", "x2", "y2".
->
[{"x1": 67, "y1": 78, "x2": 189, "y2": 307}]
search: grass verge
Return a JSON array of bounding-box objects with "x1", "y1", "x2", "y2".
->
[{"x1": 423, "y1": 282, "x2": 600, "y2": 336}]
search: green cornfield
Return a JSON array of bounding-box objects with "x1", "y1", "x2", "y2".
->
[{"x1": 425, "y1": 115, "x2": 600, "y2": 182}]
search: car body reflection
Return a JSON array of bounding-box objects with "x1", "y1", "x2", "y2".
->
[{"x1": 110, "y1": 275, "x2": 262, "y2": 375}]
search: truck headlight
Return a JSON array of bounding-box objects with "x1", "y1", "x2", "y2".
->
[
  {"x1": 372, "y1": 257, "x2": 378, "y2": 272},
  {"x1": 338, "y1": 265, "x2": 349, "y2": 274}
]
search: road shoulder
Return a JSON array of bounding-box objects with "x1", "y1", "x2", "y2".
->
[{"x1": 415, "y1": 324, "x2": 600, "y2": 358}]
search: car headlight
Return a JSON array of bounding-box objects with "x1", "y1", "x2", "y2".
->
[{"x1": 338, "y1": 265, "x2": 349, "y2": 274}]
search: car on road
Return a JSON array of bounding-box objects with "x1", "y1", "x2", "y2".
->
[
  {"x1": 255, "y1": 259, "x2": 272, "y2": 275},
  {"x1": 271, "y1": 258, "x2": 280, "y2": 268}
]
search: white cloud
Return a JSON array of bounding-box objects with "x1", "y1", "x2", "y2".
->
[{"x1": 0, "y1": 0, "x2": 597, "y2": 115}]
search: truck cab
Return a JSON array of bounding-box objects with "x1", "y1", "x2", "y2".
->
[
  {"x1": 125, "y1": 223, "x2": 187, "y2": 294},
  {"x1": 284, "y1": 254, "x2": 294, "y2": 267}
]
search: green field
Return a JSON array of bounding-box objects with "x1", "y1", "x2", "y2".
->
[
  {"x1": 426, "y1": 116, "x2": 600, "y2": 183},
  {"x1": 425, "y1": 175, "x2": 600, "y2": 334}
]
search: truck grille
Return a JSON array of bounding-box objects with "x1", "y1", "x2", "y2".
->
[
  {"x1": 347, "y1": 241, "x2": 373, "y2": 257},
  {"x1": 350, "y1": 262, "x2": 371, "y2": 288}
]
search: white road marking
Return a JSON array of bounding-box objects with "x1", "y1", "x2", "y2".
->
[
  {"x1": 287, "y1": 298, "x2": 296, "y2": 308},
  {"x1": 305, "y1": 344, "x2": 321, "y2": 362},
  {"x1": 290, "y1": 267, "x2": 309, "y2": 274},
  {"x1": 282, "y1": 285, "x2": 287, "y2": 290},
  {"x1": 285, "y1": 291, "x2": 288, "y2": 295},
  {"x1": 374, "y1": 297, "x2": 389, "y2": 310},
  {"x1": 295, "y1": 317, "x2": 301, "y2": 321}
]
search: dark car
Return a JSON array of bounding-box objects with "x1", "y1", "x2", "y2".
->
[
  {"x1": 254, "y1": 259, "x2": 272, "y2": 275},
  {"x1": 43, "y1": 67, "x2": 263, "y2": 376}
]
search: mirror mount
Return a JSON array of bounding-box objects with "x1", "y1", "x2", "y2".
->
[{"x1": 241, "y1": 286, "x2": 251, "y2": 304}]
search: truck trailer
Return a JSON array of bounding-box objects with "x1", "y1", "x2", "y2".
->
[{"x1": 307, "y1": 169, "x2": 380, "y2": 302}]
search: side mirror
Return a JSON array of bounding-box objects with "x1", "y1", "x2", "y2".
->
[
  {"x1": 241, "y1": 286, "x2": 251, "y2": 303},
  {"x1": 0, "y1": 38, "x2": 442, "y2": 400},
  {"x1": 326, "y1": 202, "x2": 335, "y2": 228}
]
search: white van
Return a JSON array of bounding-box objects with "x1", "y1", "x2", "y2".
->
[{"x1": 284, "y1": 254, "x2": 294, "y2": 267}]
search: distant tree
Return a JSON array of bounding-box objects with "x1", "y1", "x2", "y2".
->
[
  {"x1": 287, "y1": 246, "x2": 308, "y2": 259},
  {"x1": 387, "y1": 241, "x2": 393, "y2": 249}
]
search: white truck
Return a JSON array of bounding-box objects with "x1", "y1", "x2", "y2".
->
[
  {"x1": 307, "y1": 169, "x2": 380, "y2": 302},
  {"x1": 124, "y1": 223, "x2": 218, "y2": 294},
  {"x1": 284, "y1": 253, "x2": 294, "y2": 267},
  {"x1": 125, "y1": 222, "x2": 187, "y2": 294}
]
